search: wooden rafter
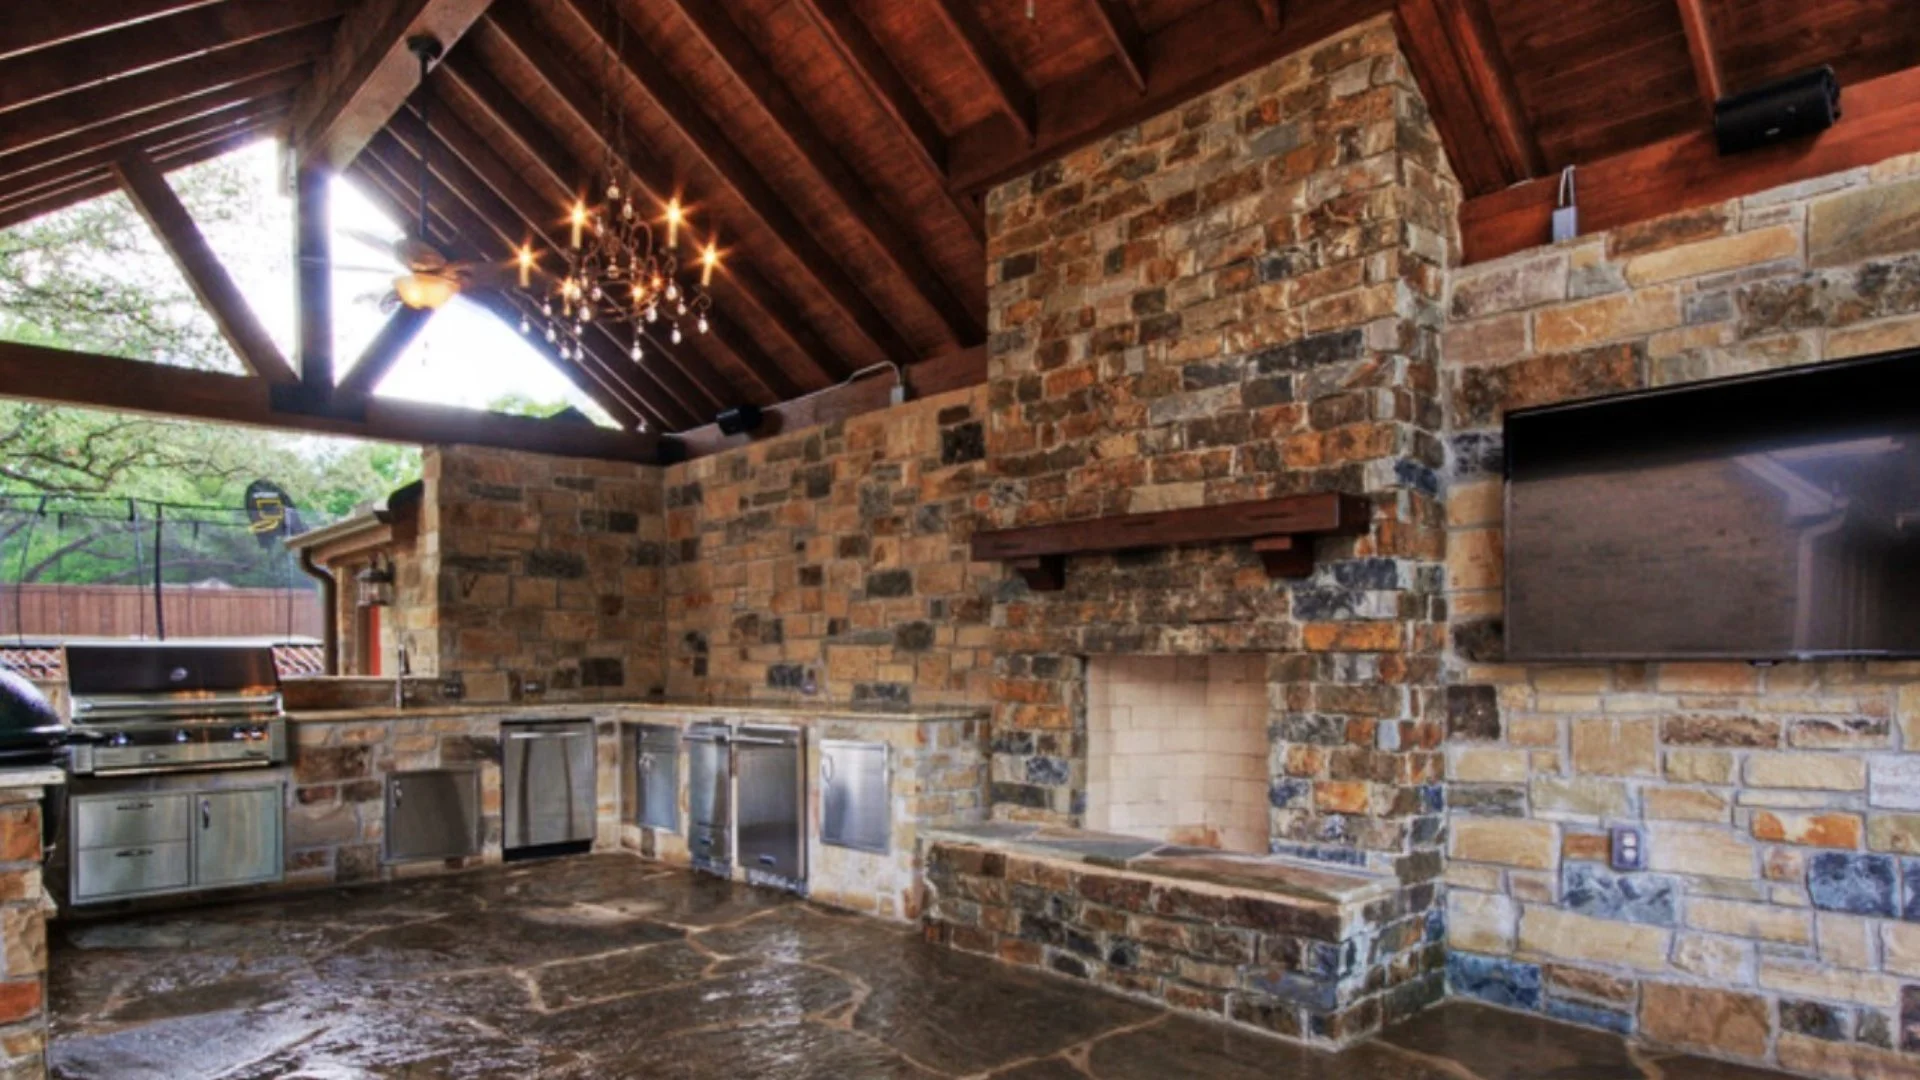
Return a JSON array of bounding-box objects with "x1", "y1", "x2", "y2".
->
[
  {"x1": 432, "y1": 57, "x2": 790, "y2": 405},
  {"x1": 479, "y1": 9, "x2": 847, "y2": 389},
  {"x1": 0, "y1": 118, "x2": 283, "y2": 232},
  {"x1": 1084, "y1": 0, "x2": 1148, "y2": 94},
  {"x1": 928, "y1": 0, "x2": 1034, "y2": 144},
  {"x1": 1675, "y1": 0, "x2": 1724, "y2": 114},
  {"x1": 1253, "y1": 0, "x2": 1285, "y2": 32},
  {"x1": 361, "y1": 130, "x2": 700, "y2": 428},
  {"x1": 0, "y1": 0, "x2": 346, "y2": 115},
  {"x1": 553, "y1": 0, "x2": 919, "y2": 371},
  {"x1": 0, "y1": 1, "x2": 215, "y2": 60},
  {"x1": 347, "y1": 151, "x2": 659, "y2": 430},
  {"x1": 386, "y1": 100, "x2": 733, "y2": 419},
  {"x1": 0, "y1": 23, "x2": 332, "y2": 159},
  {"x1": 1462, "y1": 65, "x2": 1920, "y2": 262},
  {"x1": 791, "y1": 0, "x2": 952, "y2": 187},
  {"x1": 288, "y1": 0, "x2": 491, "y2": 171},
  {"x1": 295, "y1": 163, "x2": 333, "y2": 397},
  {"x1": 0, "y1": 68, "x2": 309, "y2": 188},
  {"x1": 0, "y1": 339, "x2": 660, "y2": 462},
  {"x1": 336, "y1": 306, "x2": 435, "y2": 398},
  {"x1": 1395, "y1": 0, "x2": 1543, "y2": 194},
  {"x1": 0, "y1": 97, "x2": 292, "y2": 210},
  {"x1": 666, "y1": 0, "x2": 984, "y2": 347},
  {"x1": 114, "y1": 151, "x2": 299, "y2": 383}
]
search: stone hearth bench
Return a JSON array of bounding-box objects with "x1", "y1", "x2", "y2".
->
[{"x1": 920, "y1": 823, "x2": 1440, "y2": 1048}]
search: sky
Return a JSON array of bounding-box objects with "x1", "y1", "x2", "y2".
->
[{"x1": 183, "y1": 140, "x2": 601, "y2": 418}]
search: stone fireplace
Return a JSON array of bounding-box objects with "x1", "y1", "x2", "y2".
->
[{"x1": 1084, "y1": 654, "x2": 1269, "y2": 853}]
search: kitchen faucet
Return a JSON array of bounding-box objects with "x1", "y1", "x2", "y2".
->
[{"x1": 394, "y1": 642, "x2": 410, "y2": 710}]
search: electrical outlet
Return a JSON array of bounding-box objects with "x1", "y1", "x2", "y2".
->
[{"x1": 1610, "y1": 825, "x2": 1645, "y2": 871}]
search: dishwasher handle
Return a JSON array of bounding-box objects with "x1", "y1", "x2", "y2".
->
[
  {"x1": 731, "y1": 735, "x2": 797, "y2": 747},
  {"x1": 506, "y1": 730, "x2": 590, "y2": 741}
]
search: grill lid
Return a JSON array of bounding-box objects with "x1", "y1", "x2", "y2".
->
[{"x1": 65, "y1": 643, "x2": 279, "y2": 697}]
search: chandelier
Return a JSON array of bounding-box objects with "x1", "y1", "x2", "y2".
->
[{"x1": 513, "y1": 0, "x2": 718, "y2": 423}]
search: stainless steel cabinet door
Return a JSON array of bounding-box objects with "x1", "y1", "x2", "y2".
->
[
  {"x1": 194, "y1": 787, "x2": 282, "y2": 889},
  {"x1": 685, "y1": 725, "x2": 731, "y2": 866},
  {"x1": 635, "y1": 725, "x2": 680, "y2": 831},
  {"x1": 503, "y1": 721, "x2": 596, "y2": 849},
  {"x1": 821, "y1": 741, "x2": 890, "y2": 854},
  {"x1": 735, "y1": 726, "x2": 803, "y2": 881},
  {"x1": 386, "y1": 769, "x2": 480, "y2": 862}
]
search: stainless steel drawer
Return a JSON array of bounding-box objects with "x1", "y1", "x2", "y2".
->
[
  {"x1": 73, "y1": 793, "x2": 191, "y2": 850},
  {"x1": 74, "y1": 841, "x2": 191, "y2": 901},
  {"x1": 821, "y1": 740, "x2": 890, "y2": 854}
]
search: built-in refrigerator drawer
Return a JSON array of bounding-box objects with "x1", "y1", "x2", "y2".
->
[
  {"x1": 73, "y1": 792, "x2": 191, "y2": 850},
  {"x1": 685, "y1": 723, "x2": 731, "y2": 873},
  {"x1": 385, "y1": 768, "x2": 480, "y2": 863},
  {"x1": 735, "y1": 725, "x2": 804, "y2": 883},
  {"x1": 821, "y1": 740, "x2": 890, "y2": 854},
  {"x1": 74, "y1": 841, "x2": 191, "y2": 901},
  {"x1": 634, "y1": 724, "x2": 680, "y2": 832}
]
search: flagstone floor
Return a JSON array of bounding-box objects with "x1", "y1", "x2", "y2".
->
[{"x1": 47, "y1": 853, "x2": 1795, "y2": 1079}]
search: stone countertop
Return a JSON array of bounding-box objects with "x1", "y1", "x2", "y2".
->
[
  {"x1": 0, "y1": 765, "x2": 65, "y2": 789},
  {"x1": 287, "y1": 698, "x2": 988, "y2": 726},
  {"x1": 924, "y1": 822, "x2": 1395, "y2": 908}
]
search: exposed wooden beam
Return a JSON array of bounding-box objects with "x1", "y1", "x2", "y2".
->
[
  {"x1": 1085, "y1": 0, "x2": 1148, "y2": 94},
  {"x1": 114, "y1": 151, "x2": 298, "y2": 383},
  {"x1": 0, "y1": 122, "x2": 280, "y2": 232},
  {"x1": 1675, "y1": 0, "x2": 1724, "y2": 114},
  {"x1": 928, "y1": 0, "x2": 1034, "y2": 144},
  {"x1": 554, "y1": 0, "x2": 918, "y2": 371},
  {"x1": 0, "y1": 0, "x2": 346, "y2": 116},
  {"x1": 1395, "y1": 0, "x2": 1543, "y2": 194},
  {"x1": 295, "y1": 164, "x2": 334, "y2": 397},
  {"x1": 676, "y1": 345, "x2": 985, "y2": 460},
  {"x1": 1253, "y1": 0, "x2": 1285, "y2": 32},
  {"x1": 0, "y1": 23, "x2": 330, "y2": 159},
  {"x1": 380, "y1": 107, "x2": 720, "y2": 425},
  {"x1": 432, "y1": 58, "x2": 789, "y2": 406},
  {"x1": 0, "y1": 1, "x2": 216, "y2": 60},
  {"x1": 479, "y1": 10, "x2": 846, "y2": 389},
  {"x1": 337, "y1": 307, "x2": 434, "y2": 398},
  {"x1": 1461, "y1": 65, "x2": 1920, "y2": 262},
  {"x1": 792, "y1": 0, "x2": 947, "y2": 175},
  {"x1": 0, "y1": 68, "x2": 308, "y2": 187},
  {"x1": 346, "y1": 153, "x2": 658, "y2": 430},
  {"x1": 288, "y1": 0, "x2": 492, "y2": 171},
  {"x1": 0, "y1": 97, "x2": 292, "y2": 210},
  {"x1": 666, "y1": 0, "x2": 984, "y2": 347},
  {"x1": 946, "y1": 0, "x2": 1394, "y2": 194},
  {"x1": 0, "y1": 339, "x2": 660, "y2": 462}
]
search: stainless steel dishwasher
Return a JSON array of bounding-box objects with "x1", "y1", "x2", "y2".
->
[
  {"x1": 735, "y1": 724, "x2": 804, "y2": 887},
  {"x1": 685, "y1": 722, "x2": 731, "y2": 875},
  {"x1": 503, "y1": 718, "x2": 596, "y2": 861}
]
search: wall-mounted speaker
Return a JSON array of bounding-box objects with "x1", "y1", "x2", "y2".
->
[
  {"x1": 655, "y1": 436, "x2": 688, "y2": 465},
  {"x1": 715, "y1": 404, "x2": 765, "y2": 436},
  {"x1": 1714, "y1": 66, "x2": 1840, "y2": 156}
]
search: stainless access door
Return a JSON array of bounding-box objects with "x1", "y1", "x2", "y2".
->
[
  {"x1": 735, "y1": 725, "x2": 804, "y2": 882},
  {"x1": 821, "y1": 740, "x2": 890, "y2": 854},
  {"x1": 193, "y1": 787, "x2": 283, "y2": 889},
  {"x1": 635, "y1": 724, "x2": 680, "y2": 831},
  {"x1": 684, "y1": 723, "x2": 731, "y2": 871},
  {"x1": 385, "y1": 769, "x2": 480, "y2": 862},
  {"x1": 503, "y1": 719, "x2": 597, "y2": 853}
]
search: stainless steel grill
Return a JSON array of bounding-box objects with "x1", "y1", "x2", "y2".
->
[{"x1": 64, "y1": 643, "x2": 287, "y2": 776}]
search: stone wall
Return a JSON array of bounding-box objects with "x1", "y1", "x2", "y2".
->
[
  {"x1": 421, "y1": 445, "x2": 667, "y2": 703},
  {"x1": 659, "y1": 387, "x2": 998, "y2": 707},
  {"x1": 1441, "y1": 157, "x2": 1920, "y2": 1077},
  {"x1": 0, "y1": 785, "x2": 48, "y2": 1080},
  {"x1": 981, "y1": 14, "x2": 1458, "y2": 889}
]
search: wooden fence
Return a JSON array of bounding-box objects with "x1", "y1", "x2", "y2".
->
[{"x1": 1, "y1": 584, "x2": 322, "y2": 640}]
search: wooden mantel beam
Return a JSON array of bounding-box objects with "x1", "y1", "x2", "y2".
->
[
  {"x1": 288, "y1": 0, "x2": 492, "y2": 171},
  {"x1": 113, "y1": 152, "x2": 299, "y2": 383},
  {"x1": 0, "y1": 339, "x2": 661, "y2": 462}
]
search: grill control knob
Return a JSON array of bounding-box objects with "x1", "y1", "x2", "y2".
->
[
  {"x1": 109, "y1": 732, "x2": 130, "y2": 747},
  {"x1": 231, "y1": 726, "x2": 248, "y2": 740},
  {"x1": 174, "y1": 729, "x2": 190, "y2": 743}
]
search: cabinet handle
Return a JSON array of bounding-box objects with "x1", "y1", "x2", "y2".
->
[
  {"x1": 201, "y1": 798, "x2": 211, "y2": 830},
  {"x1": 821, "y1": 755, "x2": 835, "y2": 783},
  {"x1": 115, "y1": 848, "x2": 153, "y2": 858},
  {"x1": 393, "y1": 781, "x2": 403, "y2": 807},
  {"x1": 113, "y1": 801, "x2": 154, "y2": 811}
]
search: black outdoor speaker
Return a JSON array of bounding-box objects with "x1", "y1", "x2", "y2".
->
[
  {"x1": 1714, "y1": 66, "x2": 1840, "y2": 156},
  {"x1": 715, "y1": 404, "x2": 765, "y2": 436},
  {"x1": 655, "y1": 436, "x2": 688, "y2": 465}
]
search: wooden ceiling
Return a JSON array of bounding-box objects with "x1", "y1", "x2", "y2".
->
[{"x1": 2, "y1": 0, "x2": 1918, "y2": 442}]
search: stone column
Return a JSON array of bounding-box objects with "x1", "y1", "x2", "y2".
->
[{"x1": 0, "y1": 777, "x2": 57, "y2": 1080}]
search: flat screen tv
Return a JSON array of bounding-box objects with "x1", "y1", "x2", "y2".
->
[{"x1": 1503, "y1": 349, "x2": 1920, "y2": 661}]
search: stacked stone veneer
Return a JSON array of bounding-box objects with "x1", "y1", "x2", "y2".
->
[
  {"x1": 419, "y1": 445, "x2": 667, "y2": 703},
  {"x1": 0, "y1": 786, "x2": 48, "y2": 1080},
  {"x1": 1442, "y1": 158, "x2": 1920, "y2": 1077},
  {"x1": 660, "y1": 387, "x2": 998, "y2": 707}
]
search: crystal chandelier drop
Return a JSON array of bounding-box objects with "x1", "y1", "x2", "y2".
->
[{"x1": 513, "y1": 0, "x2": 718, "y2": 401}]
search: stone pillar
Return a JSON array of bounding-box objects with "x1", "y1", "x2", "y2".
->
[{"x1": 0, "y1": 780, "x2": 55, "y2": 1080}]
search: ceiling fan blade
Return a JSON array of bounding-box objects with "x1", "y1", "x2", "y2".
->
[
  {"x1": 398, "y1": 237, "x2": 448, "y2": 273},
  {"x1": 340, "y1": 227, "x2": 403, "y2": 258},
  {"x1": 331, "y1": 262, "x2": 402, "y2": 275}
]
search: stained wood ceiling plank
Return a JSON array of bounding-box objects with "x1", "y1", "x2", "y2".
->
[
  {"x1": 114, "y1": 150, "x2": 299, "y2": 383},
  {"x1": 0, "y1": 0, "x2": 220, "y2": 60},
  {"x1": 927, "y1": 0, "x2": 1036, "y2": 143},
  {"x1": 0, "y1": 23, "x2": 333, "y2": 159},
  {"x1": 1395, "y1": 0, "x2": 1542, "y2": 193},
  {"x1": 1084, "y1": 0, "x2": 1148, "y2": 93},
  {"x1": 791, "y1": 0, "x2": 946, "y2": 178},
  {"x1": 435, "y1": 50, "x2": 796, "y2": 405},
  {"x1": 289, "y1": 0, "x2": 492, "y2": 171},
  {"x1": 1252, "y1": 0, "x2": 1284, "y2": 32},
  {"x1": 0, "y1": 0, "x2": 348, "y2": 116},
  {"x1": 0, "y1": 97, "x2": 293, "y2": 212},
  {"x1": 667, "y1": 0, "x2": 983, "y2": 347},
  {"x1": 480, "y1": 8, "x2": 844, "y2": 390}
]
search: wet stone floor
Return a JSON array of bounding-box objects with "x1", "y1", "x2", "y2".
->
[{"x1": 49, "y1": 853, "x2": 1798, "y2": 1079}]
